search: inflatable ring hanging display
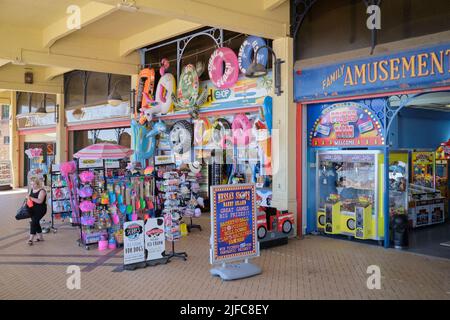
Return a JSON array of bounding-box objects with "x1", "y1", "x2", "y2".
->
[
  {"x1": 238, "y1": 36, "x2": 269, "y2": 75},
  {"x1": 231, "y1": 113, "x2": 252, "y2": 146},
  {"x1": 169, "y1": 120, "x2": 193, "y2": 154},
  {"x1": 155, "y1": 73, "x2": 176, "y2": 114},
  {"x1": 194, "y1": 117, "x2": 212, "y2": 147},
  {"x1": 208, "y1": 47, "x2": 239, "y2": 89},
  {"x1": 135, "y1": 68, "x2": 156, "y2": 109},
  {"x1": 173, "y1": 64, "x2": 199, "y2": 109},
  {"x1": 211, "y1": 118, "x2": 231, "y2": 148}
]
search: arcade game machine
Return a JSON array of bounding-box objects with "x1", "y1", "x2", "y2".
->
[
  {"x1": 411, "y1": 150, "x2": 435, "y2": 189},
  {"x1": 435, "y1": 140, "x2": 450, "y2": 218},
  {"x1": 409, "y1": 149, "x2": 445, "y2": 228},
  {"x1": 316, "y1": 150, "x2": 385, "y2": 242}
]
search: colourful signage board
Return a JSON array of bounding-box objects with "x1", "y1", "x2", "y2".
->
[
  {"x1": 295, "y1": 43, "x2": 450, "y2": 101},
  {"x1": 309, "y1": 101, "x2": 384, "y2": 147},
  {"x1": 210, "y1": 184, "x2": 258, "y2": 264}
]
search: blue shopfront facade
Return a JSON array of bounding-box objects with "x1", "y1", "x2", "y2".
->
[{"x1": 294, "y1": 43, "x2": 450, "y2": 248}]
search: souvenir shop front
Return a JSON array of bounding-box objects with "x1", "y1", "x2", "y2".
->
[
  {"x1": 129, "y1": 28, "x2": 292, "y2": 250},
  {"x1": 53, "y1": 30, "x2": 292, "y2": 264},
  {"x1": 15, "y1": 92, "x2": 57, "y2": 187},
  {"x1": 295, "y1": 42, "x2": 450, "y2": 255}
]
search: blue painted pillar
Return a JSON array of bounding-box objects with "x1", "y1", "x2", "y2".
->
[{"x1": 383, "y1": 147, "x2": 390, "y2": 248}]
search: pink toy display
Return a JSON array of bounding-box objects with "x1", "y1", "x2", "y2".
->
[
  {"x1": 78, "y1": 186, "x2": 93, "y2": 198},
  {"x1": 79, "y1": 170, "x2": 95, "y2": 184},
  {"x1": 221, "y1": 113, "x2": 252, "y2": 147},
  {"x1": 79, "y1": 200, "x2": 96, "y2": 213},
  {"x1": 60, "y1": 161, "x2": 76, "y2": 177},
  {"x1": 98, "y1": 240, "x2": 108, "y2": 251},
  {"x1": 208, "y1": 47, "x2": 239, "y2": 89}
]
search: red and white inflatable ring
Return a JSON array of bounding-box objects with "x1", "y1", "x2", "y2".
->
[{"x1": 208, "y1": 47, "x2": 239, "y2": 89}]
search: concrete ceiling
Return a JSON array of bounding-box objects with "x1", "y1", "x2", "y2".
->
[
  {"x1": 0, "y1": 0, "x2": 289, "y2": 93},
  {"x1": 75, "y1": 10, "x2": 171, "y2": 40},
  {"x1": 0, "y1": 0, "x2": 90, "y2": 28}
]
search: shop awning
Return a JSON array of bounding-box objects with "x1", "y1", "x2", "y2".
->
[{"x1": 73, "y1": 143, "x2": 133, "y2": 160}]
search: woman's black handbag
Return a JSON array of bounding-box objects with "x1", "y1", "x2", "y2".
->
[{"x1": 15, "y1": 201, "x2": 31, "y2": 220}]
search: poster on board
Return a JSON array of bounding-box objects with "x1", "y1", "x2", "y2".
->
[
  {"x1": 144, "y1": 218, "x2": 166, "y2": 261},
  {"x1": 210, "y1": 184, "x2": 259, "y2": 264},
  {"x1": 123, "y1": 220, "x2": 145, "y2": 265}
]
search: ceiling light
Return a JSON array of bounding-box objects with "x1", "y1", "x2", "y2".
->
[{"x1": 245, "y1": 45, "x2": 285, "y2": 96}]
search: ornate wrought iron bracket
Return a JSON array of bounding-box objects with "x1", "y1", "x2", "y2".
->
[{"x1": 290, "y1": 0, "x2": 318, "y2": 40}]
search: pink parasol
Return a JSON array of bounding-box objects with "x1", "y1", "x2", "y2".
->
[{"x1": 73, "y1": 143, "x2": 133, "y2": 160}]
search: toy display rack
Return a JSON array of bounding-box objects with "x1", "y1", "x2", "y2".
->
[
  {"x1": 50, "y1": 166, "x2": 72, "y2": 232},
  {"x1": 76, "y1": 160, "x2": 107, "y2": 250}
]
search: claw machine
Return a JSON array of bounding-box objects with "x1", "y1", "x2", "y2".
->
[
  {"x1": 436, "y1": 140, "x2": 449, "y2": 218},
  {"x1": 316, "y1": 150, "x2": 385, "y2": 241},
  {"x1": 411, "y1": 150, "x2": 435, "y2": 189}
]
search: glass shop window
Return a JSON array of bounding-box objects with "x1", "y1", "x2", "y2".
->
[
  {"x1": 86, "y1": 72, "x2": 109, "y2": 107},
  {"x1": 17, "y1": 92, "x2": 30, "y2": 114},
  {"x1": 1, "y1": 105, "x2": 9, "y2": 120},
  {"x1": 65, "y1": 71, "x2": 84, "y2": 109}
]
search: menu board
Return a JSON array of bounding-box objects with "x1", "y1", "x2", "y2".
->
[{"x1": 210, "y1": 184, "x2": 258, "y2": 264}]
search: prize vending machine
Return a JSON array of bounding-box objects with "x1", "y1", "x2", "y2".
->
[
  {"x1": 436, "y1": 141, "x2": 450, "y2": 218},
  {"x1": 316, "y1": 150, "x2": 385, "y2": 241},
  {"x1": 389, "y1": 151, "x2": 409, "y2": 217},
  {"x1": 411, "y1": 151, "x2": 435, "y2": 189}
]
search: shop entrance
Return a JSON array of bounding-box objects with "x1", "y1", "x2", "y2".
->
[
  {"x1": 24, "y1": 142, "x2": 55, "y2": 186},
  {"x1": 304, "y1": 91, "x2": 450, "y2": 258}
]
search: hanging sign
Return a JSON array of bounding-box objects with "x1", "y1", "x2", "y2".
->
[
  {"x1": 123, "y1": 220, "x2": 145, "y2": 265},
  {"x1": 210, "y1": 184, "x2": 258, "y2": 264},
  {"x1": 78, "y1": 158, "x2": 103, "y2": 169},
  {"x1": 144, "y1": 217, "x2": 166, "y2": 261},
  {"x1": 309, "y1": 101, "x2": 384, "y2": 147},
  {"x1": 294, "y1": 42, "x2": 450, "y2": 101}
]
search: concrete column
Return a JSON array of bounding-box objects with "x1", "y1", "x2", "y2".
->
[
  {"x1": 55, "y1": 93, "x2": 67, "y2": 164},
  {"x1": 271, "y1": 37, "x2": 297, "y2": 231},
  {"x1": 9, "y1": 91, "x2": 20, "y2": 188}
]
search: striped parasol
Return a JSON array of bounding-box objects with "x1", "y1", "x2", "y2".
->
[{"x1": 73, "y1": 143, "x2": 134, "y2": 160}]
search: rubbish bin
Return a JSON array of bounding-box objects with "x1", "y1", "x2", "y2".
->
[{"x1": 393, "y1": 214, "x2": 409, "y2": 249}]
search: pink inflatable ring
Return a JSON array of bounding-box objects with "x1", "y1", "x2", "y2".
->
[{"x1": 208, "y1": 47, "x2": 239, "y2": 89}]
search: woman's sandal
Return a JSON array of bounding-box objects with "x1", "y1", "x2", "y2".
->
[
  {"x1": 27, "y1": 240, "x2": 33, "y2": 246},
  {"x1": 35, "y1": 238, "x2": 44, "y2": 242}
]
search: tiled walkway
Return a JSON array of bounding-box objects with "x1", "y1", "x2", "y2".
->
[{"x1": 0, "y1": 191, "x2": 449, "y2": 300}]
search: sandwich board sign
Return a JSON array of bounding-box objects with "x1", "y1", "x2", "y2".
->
[
  {"x1": 209, "y1": 183, "x2": 261, "y2": 280},
  {"x1": 123, "y1": 220, "x2": 145, "y2": 267},
  {"x1": 144, "y1": 217, "x2": 167, "y2": 265}
]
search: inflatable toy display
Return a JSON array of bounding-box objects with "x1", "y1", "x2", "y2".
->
[
  {"x1": 221, "y1": 114, "x2": 252, "y2": 147},
  {"x1": 193, "y1": 117, "x2": 212, "y2": 146},
  {"x1": 211, "y1": 118, "x2": 231, "y2": 148},
  {"x1": 172, "y1": 64, "x2": 208, "y2": 118},
  {"x1": 238, "y1": 36, "x2": 268, "y2": 75},
  {"x1": 135, "y1": 68, "x2": 156, "y2": 110},
  {"x1": 131, "y1": 119, "x2": 167, "y2": 167},
  {"x1": 169, "y1": 120, "x2": 193, "y2": 155},
  {"x1": 208, "y1": 47, "x2": 239, "y2": 89},
  {"x1": 155, "y1": 73, "x2": 176, "y2": 114}
]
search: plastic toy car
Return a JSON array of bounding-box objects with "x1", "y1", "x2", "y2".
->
[{"x1": 257, "y1": 207, "x2": 294, "y2": 239}]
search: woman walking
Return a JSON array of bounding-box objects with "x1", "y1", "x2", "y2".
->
[{"x1": 27, "y1": 177, "x2": 47, "y2": 245}]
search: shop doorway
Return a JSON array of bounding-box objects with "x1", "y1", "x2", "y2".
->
[
  {"x1": 304, "y1": 91, "x2": 450, "y2": 259},
  {"x1": 24, "y1": 142, "x2": 56, "y2": 187}
]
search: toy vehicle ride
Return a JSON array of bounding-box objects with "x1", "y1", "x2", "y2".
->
[{"x1": 257, "y1": 207, "x2": 294, "y2": 240}]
